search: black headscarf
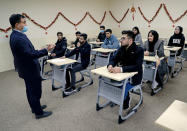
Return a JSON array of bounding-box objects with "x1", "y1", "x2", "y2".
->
[
  {"x1": 148, "y1": 30, "x2": 159, "y2": 52},
  {"x1": 174, "y1": 26, "x2": 183, "y2": 37}
]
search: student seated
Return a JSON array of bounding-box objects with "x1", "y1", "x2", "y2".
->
[
  {"x1": 144, "y1": 30, "x2": 166, "y2": 88},
  {"x1": 132, "y1": 26, "x2": 143, "y2": 47},
  {"x1": 50, "y1": 32, "x2": 67, "y2": 58},
  {"x1": 168, "y1": 26, "x2": 185, "y2": 56},
  {"x1": 107, "y1": 30, "x2": 144, "y2": 109},
  {"x1": 101, "y1": 29, "x2": 120, "y2": 49},
  {"x1": 96, "y1": 25, "x2": 106, "y2": 42},
  {"x1": 71, "y1": 31, "x2": 81, "y2": 48},
  {"x1": 62, "y1": 33, "x2": 91, "y2": 92}
]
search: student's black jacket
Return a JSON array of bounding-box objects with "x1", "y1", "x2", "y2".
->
[
  {"x1": 65, "y1": 41, "x2": 91, "y2": 69},
  {"x1": 52, "y1": 37, "x2": 67, "y2": 58},
  {"x1": 108, "y1": 42, "x2": 144, "y2": 85}
]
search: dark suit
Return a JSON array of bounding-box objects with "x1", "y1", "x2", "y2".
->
[{"x1": 9, "y1": 30, "x2": 48, "y2": 115}]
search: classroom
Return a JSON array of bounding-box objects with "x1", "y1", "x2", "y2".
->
[{"x1": 0, "y1": 0, "x2": 187, "y2": 130}]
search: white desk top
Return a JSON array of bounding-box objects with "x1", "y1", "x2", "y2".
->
[
  {"x1": 184, "y1": 48, "x2": 187, "y2": 51},
  {"x1": 47, "y1": 58, "x2": 76, "y2": 66},
  {"x1": 164, "y1": 46, "x2": 181, "y2": 51},
  {"x1": 185, "y1": 41, "x2": 187, "y2": 45},
  {"x1": 67, "y1": 46, "x2": 75, "y2": 50},
  {"x1": 156, "y1": 100, "x2": 187, "y2": 131},
  {"x1": 92, "y1": 48, "x2": 117, "y2": 53},
  {"x1": 144, "y1": 56, "x2": 164, "y2": 62},
  {"x1": 91, "y1": 66, "x2": 137, "y2": 81},
  {"x1": 89, "y1": 41, "x2": 104, "y2": 45}
]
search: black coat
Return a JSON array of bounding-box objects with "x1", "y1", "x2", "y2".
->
[
  {"x1": 97, "y1": 32, "x2": 106, "y2": 42},
  {"x1": 65, "y1": 41, "x2": 91, "y2": 69},
  {"x1": 52, "y1": 37, "x2": 67, "y2": 58},
  {"x1": 9, "y1": 30, "x2": 48, "y2": 79},
  {"x1": 108, "y1": 42, "x2": 144, "y2": 85}
]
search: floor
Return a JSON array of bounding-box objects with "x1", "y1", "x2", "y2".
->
[{"x1": 0, "y1": 62, "x2": 187, "y2": 131}]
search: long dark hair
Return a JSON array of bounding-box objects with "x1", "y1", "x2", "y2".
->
[
  {"x1": 148, "y1": 30, "x2": 159, "y2": 44},
  {"x1": 132, "y1": 26, "x2": 140, "y2": 36}
]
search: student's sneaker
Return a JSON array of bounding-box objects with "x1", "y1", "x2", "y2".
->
[
  {"x1": 65, "y1": 86, "x2": 76, "y2": 92},
  {"x1": 123, "y1": 95, "x2": 131, "y2": 110}
]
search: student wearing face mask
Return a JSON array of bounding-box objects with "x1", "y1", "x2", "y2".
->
[
  {"x1": 9, "y1": 14, "x2": 54, "y2": 119},
  {"x1": 132, "y1": 26, "x2": 143, "y2": 47},
  {"x1": 107, "y1": 30, "x2": 144, "y2": 109},
  {"x1": 144, "y1": 30, "x2": 166, "y2": 88},
  {"x1": 62, "y1": 33, "x2": 91, "y2": 94},
  {"x1": 96, "y1": 26, "x2": 106, "y2": 42},
  {"x1": 168, "y1": 26, "x2": 185, "y2": 56}
]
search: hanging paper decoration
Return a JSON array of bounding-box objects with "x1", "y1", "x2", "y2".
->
[{"x1": 131, "y1": 5, "x2": 136, "y2": 21}]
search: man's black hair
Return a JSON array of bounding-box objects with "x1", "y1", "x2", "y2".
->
[
  {"x1": 9, "y1": 14, "x2": 25, "y2": 28},
  {"x1": 105, "y1": 29, "x2": 112, "y2": 33},
  {"x1": 57, "y1": 32, "x2": 63, "y2": 36},
  {"x1": 80, "y1": 33, "x2": 87, "y2": 40}
]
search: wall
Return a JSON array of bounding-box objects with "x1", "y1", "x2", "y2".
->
[
  {"x1": 0, "y1": 0, "x2": 186, "y2": 72},
  {"x1": 0, "y1": 0, "x2": 110, "y2": 72},
  {"x1": 108, "y1": 0, "x2": 187, "y2": 39}
]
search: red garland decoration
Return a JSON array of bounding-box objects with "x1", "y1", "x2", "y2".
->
[
  {"x1": 88, "y1": 11, "x2": 106, "y2": 25},
  {"x1": 109, "y1": 9, "x2": 129, "y2": 27},
  {"x1": 23, "y1": 12, "x2": 88, "y2": 31},
  {"x1": 138, "y1": 4, "x2": 162, "y2": 27},
  {"x1": 163, "y1": 4, "x2": 187, "y2": 28}
]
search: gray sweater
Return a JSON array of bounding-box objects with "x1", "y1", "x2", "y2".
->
[
  {"x1": 134, "y1": 34, "x2": 143, "y2": 47},
  {"x1": 144, "y1": 39, "x2": 165, "y2": 57}
]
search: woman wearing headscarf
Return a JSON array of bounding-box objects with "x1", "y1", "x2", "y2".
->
[
  {"x1": 144, "y1": 30, "x2": 167, "y2": 88},
  {"x1": 168, "y1": 26, "x2": 185, "y2": 56}
]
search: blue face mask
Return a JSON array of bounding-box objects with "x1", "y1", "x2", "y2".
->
[
  {"x1": 100, "y1": 30, "x2": 104, "y2": 33},
  {"x1": 21, "y1": 26, "x2": 28, "y2": 33}
]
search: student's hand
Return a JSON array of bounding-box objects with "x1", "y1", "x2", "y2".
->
[
  {"x1": 71, "y1": 44, "x2": 75, "y2": 48},
  {"x1": 112, "y1": 67, "x2": 122, "y2": 73},
  {"x1": 107, "y1": 65, "x2": 113, "y2": 72},
  {"x1": 46, "y1": 44, "x2": 55, "y2": 52},
  {"x1": 156, "y1": 59, "x2": 160, "y2": 67},
  {"x1": 144, "y1": 51, "x2": 149, "y2": 56},
  {"x1": 61, "y1": 56, "x2": 66, "y2": 59},
  {"x1": 96, "y1": 39, "x2": 100, "y2": 42},
  {"x1": 77, "y1": 42, "x2": 81, "y2": 47},
  {"x1": 51, "y1": 53, "x2": 56, "y2": 57}
]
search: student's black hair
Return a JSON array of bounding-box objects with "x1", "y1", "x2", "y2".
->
[
  {"x1": 121, "y1": 30, "x2": 127, "y2": 35},
  {"x1": 132, "y1": 26, "x2": 140, "y2": 35},
  {"x1": 80, "y1": 33, "x2": 87, "y2": 40},
  {"x1": 100, "y1": 25, "x2": 105, "y2": 29},
  {"x1": 148, "y1": 30, "x2": 159, "y2": 43},
  {"x1": 9, "y1": 14, "x2": 25, "y2": 29},
  {"x1": 57, "y1": 32, "x2": 63, "y2": 36},
  {"x1": 105, "y1": 29, "x2": 112, "y2": 33},
  {"x1": 75, "y1": 31, "x2": 81, "y2": 35},
  {"x1": 121, "y1": 30, "x2": 135, "y2": 41}
]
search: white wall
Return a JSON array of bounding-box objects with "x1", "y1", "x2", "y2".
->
[
  {"x1": 0, "y1": 0, "x2": 110, "y2": 72},
  {"x1": 0, "y1": 0, "x2": 186, "y2": 72},
  {"x1": 108, "y1": 0, "x2": 187, "y2": 39}
]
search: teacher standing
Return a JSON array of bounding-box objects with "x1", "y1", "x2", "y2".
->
[{"x1": 9, "y1": 14, "x2": 53, "y2": 119}]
